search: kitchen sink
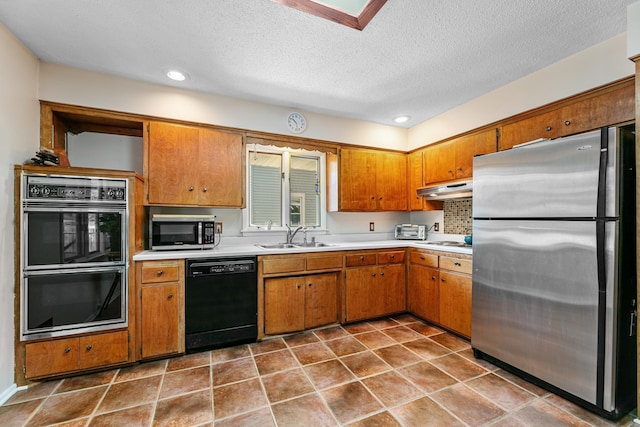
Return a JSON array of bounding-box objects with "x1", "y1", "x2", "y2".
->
[
  {"x1": 255, "y1": 243, "x2": 298, "y2": 249},
  {"x1": 256, "y1": 242, "x2": 337, "y2": 249}
]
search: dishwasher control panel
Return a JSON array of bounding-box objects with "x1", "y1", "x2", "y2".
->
[{"x1": 187, "y1": 258, "x2": 256, "y2": 276}]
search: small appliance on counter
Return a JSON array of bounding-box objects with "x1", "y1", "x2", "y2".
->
[
  {"x1": 394, "y1": 224, "x2": 428, "y2": 240},
  {"x1": 151, "y1": 214, "x2": 217, "y2": 250}
]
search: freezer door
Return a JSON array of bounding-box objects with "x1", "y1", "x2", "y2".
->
[
  {"x1": 473, "y1": 128, "x2": 617, "y2": 219},
  {"x1": 472, "y1": 219, "x2": 616, "y2": 407}
]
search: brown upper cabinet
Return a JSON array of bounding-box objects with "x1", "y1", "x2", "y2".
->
[
  {"x1": 407, "y1": 151, "x2": 442, "y2": 211},
  {"x1": 424, "y1": 128, "x2": 497, "y2": 186},
  {"x1": 334, "y1": 148, "x2": 407, "y2": 211},
  {"x1": 145, "y1": 121, "x2": 245, "y2": 207},
  {"x1": 500, "y1": 79, "x2": 634, "y2": 150}
]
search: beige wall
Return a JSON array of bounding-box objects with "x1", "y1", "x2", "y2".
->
[
  {"x1": 408, "y1": 33, "x2": 635, "y2": 150},
  {"x1": 0, "y1": 24, "x2": 39, "y2": 401},
  {"x1": 38, "y1": 63, "x2": 408, "y2": 151}
]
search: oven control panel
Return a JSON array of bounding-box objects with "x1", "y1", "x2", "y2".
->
[{"x1": 24, "y1": 175, "x2": 127, "y2": 202}]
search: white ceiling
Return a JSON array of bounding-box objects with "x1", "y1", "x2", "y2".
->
[{"x1": 0, "y1": 0, "x2": 634, "y2": 128}]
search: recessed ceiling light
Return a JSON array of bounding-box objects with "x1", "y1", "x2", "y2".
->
[
  {"x1": 393, "y1": 115, "x2": 410, "y2": 123},
  {"x1": 166, "y1": 70, "x2": 187, "y2": 81}
]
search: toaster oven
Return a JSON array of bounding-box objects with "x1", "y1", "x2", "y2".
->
[{"x1": 394, "y1": 224, "x2": 428, "y2": 240}]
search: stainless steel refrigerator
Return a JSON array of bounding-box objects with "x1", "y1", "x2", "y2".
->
[{"x1": 471, "y1": 126, "x2": 636, "y2": 419}]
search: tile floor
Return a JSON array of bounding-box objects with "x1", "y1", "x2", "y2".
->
[{"x1": 1, "y1": 315, "x2": 636, "y2": 426}]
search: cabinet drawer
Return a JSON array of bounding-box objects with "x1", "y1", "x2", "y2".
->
[
  {"x1": 25, "y1": 338, "x2": 79, "y2": 378},
  {"x1": 409, "y1": 251, "x2": 438, "y2": 267},
  {"x1": 79, "y1": 331, "x2": 129, "y2": 369},
  {"x1": 378, "y1": 250, "x2": 405, "y2": 265},
  {"x1": 345, "y1": 253, "x2": 377, "y2": 267},
  {"x1": 306, "y1": 254, "x2": 343, "y2": 271},
  {"x1": 262, "y1": 257, "x2": 306, "y2": 274},
  {"x1": 141, "y1": 262, "x2": 180, "y2": 284},
  {"x1": 439, "y1": 256, "x2": 472, "y2": 274}
]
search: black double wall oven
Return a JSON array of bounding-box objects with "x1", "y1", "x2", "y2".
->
[{"x1": 21, "y1": 173, "x2": 129, "y2": 341}]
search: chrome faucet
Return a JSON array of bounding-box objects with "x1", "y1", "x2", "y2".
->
[{"x1": 285, "y1": 224, "x2": 304, "y2": 244}]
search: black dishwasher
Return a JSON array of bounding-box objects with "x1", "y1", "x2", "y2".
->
[{"x1": 185, "y1": 257, "x2": 257, "y2": 353}]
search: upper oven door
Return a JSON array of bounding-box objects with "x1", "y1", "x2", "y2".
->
[{"x1": 23, "y1": 206, "x2": 126, "y2": 269}]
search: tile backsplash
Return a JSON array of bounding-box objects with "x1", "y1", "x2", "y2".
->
[{"x1": 444, "y1": 198, "x2": 472, "y2": 234}]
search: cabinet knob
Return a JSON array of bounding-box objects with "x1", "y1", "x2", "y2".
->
[
  {"x1": 86, "y1": 345, "x2": 93, "y2": 351},
  {"x1": 431, "y1": 276, "x2": 436, "y2": 280},
  {"x1": 441, "y1": 278, "x2": 446, "y2": 282},
  {"x1": 379, "y1": 196, "x2": 382, "y2": 200},
  {"x1": 308, "y1": 283, "x2": 312, "y2": 287},
  {"x1": 371, "y1": 273, "x2": 376, "y2": 277},
  {"x1": 420, "y1": 256, "x2": 425, "y2": 260},
  {"x1": 454, "y1": 262, "x2": 461, "y2": 266},
  {"x1": 390, "y1": 255, "x2": 395, "y2": 259},
  {"x1": 380, "y1": 272, "x2": 385, "y2": 276},
  {"x1": 297, "y1": 284, "x2": 301, "y2": 289},
  {"x1": 457, "y1": 167, "x2": 462, "y2": 171},
  {"x1": 448, "y1": 169, "x2": 453, "y2": 174},
  {"x1": 189, "y1": 186, "x2": 194, "y2": 191},
  {"x1": 64, "y1": 347, "x2": 71, "y2": 354},
  {"x1": 167, "y1": 293, "x2": 173, "y2": 299},
  {"x1": 564, "y1": 120, "x2": 571, "y2": 126},
  {"x1": 157, "y1": 270, "x2": 163, "y2": 276},
  {"x1": 545, "y1": 126, "x2": 552, "y2": 131},
  {"x1": 371, "y1": 196, "x2": 375, "y2": 200},
  {"x1": 203, "y1": 187, "x2": 207, "y2": 192},
  {"x1": 360, "y1": 256, "x2": 364, "y2": 261}
]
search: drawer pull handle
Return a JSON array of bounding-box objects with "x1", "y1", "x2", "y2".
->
[
  {"x1": 168, "y1": 293, "x2": 174, "y2": 299},
  {"x1": 157, "y1": 270, "x2": 163, "y2": 276},
  {"x1": 64, "y1": 347, "x2": 71, "y2": 354},
  {"x1": 86, "y1": 345, "x2": 92, "y2": 351}
]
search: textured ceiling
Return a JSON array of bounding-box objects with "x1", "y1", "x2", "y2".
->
[{"x1": 0, "y1": 0, "x2": 634, "y2": 128}]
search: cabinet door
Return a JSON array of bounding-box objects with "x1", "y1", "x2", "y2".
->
[
  {"x1": 140, "y1": 284, "x2": 181, "y2": 358},
  {"x1": 79, "y1": 331, "x2": 129, "y2": 370},
  {"x1": 407, "y1": 151, "x2": 425, "y2": 211},
  {"x1": 339, "y1": 149, "x2": 377, "y2": 211},
  {"x1": 560, "y1": 83, "x2": 635, "y2": 137},
  {"x1": 454, "y1": 129, "x2": 497, "y2": 178},
  {"x1": 424, "y1": 141, "x2": 456, "y2": 184},
  {"x1": 305, "y1": 273, "x2": 338, "y2": 329},
  {"x1": 265, "y1": 277, "x2": 305, "y2": 334},
  {"x1": 500, "y1": 109, "x2": 562, "y2": 151},
  {"x1": 380, "y1": 264, "x2": 406, "y2": 315},
  {"x1": 376, "y1": 152, "x2": 407, "y2": 211},
  {"x1": 439, "y1": 271, "x2": 472, "y2": 337},
  {"x1": 25, "y1": 338, "x2": 79, "y2": 378},
  {"x1": 344, "y1": 267, "x2": 379, "y2": 322},
  {"x1": 408, "y1": 265, "x2": 439, "y2": 323},
  {"x1": 198, "y1": 128, "x2": 244, "y2": 207},
  {"x1": 147, "y1": 121, "x2": 200, "y2": 205}
]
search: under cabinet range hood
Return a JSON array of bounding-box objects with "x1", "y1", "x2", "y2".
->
[{"x1": 417, "y1": 180, "x2": 473, "y2": 200}]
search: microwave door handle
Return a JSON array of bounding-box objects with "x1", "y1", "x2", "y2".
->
[{"x1": 197, "y1": 222, "x2": 203, "y2": 245}]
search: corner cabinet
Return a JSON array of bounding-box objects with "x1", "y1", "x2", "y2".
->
[
  {"x1": 334, "y1": 148, "x2": 407, "y2": 211},
  {"x1": 407, "y1": 150, "x2": 443, "y2": 211},
  {"x1": 145, "y1": 121, "x2": 244, "y2": 207},
  {"x1": 136, "y1": 259, "x2": 185, "y2": 359}
]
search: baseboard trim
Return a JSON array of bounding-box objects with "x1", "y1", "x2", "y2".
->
[{"x1": 0, "y1": 383, "x2": 27, "y2": 406}]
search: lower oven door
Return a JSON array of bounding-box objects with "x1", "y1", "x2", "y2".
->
[{"x1": 22, "y1": 266, "x2": 127, "y2": 340}]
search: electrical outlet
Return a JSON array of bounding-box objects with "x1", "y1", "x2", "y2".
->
[
  {"x1": 369, "y1": 222, "x2": 375, "y2": 232},
  {"x1": 434, "y1": 222, "x2": 439, "y2": 232},
  {"x1": 215, "y1": 222, "x2": 223, "y2": 234}
]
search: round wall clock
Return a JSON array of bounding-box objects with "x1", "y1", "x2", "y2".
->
[{"x1": 287, "y1": 112, "x2": 307, "y2": 134}]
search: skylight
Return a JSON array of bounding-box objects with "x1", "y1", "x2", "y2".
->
[{"x1": 272, "y1": 0, "x2": 387, "y2": 30}]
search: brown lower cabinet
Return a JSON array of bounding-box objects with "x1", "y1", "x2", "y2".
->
[
  {"x1": 344, "y1": 249, "x2": 406, "y2": 322},
  {"x1": 136, "y1": 259, "x2": 185, "y2": 359},
  {"x1": 25, "y1": 330, "x2": 129, "y2": 379},
  {"x1": 264, "y1": 273, "x2": 338, "y2": 335},
  {"x1": 408, "y1": 248, "x2": 472, "y2": 338}
]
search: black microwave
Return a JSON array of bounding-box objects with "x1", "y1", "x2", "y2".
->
[{"x1": 151, "y1": 215, "x2": 216, "y2": 250}]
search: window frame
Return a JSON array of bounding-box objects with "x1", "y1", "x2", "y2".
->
[{"x1": 242, "y1": 144, "x2": 327, "y2": 233}]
